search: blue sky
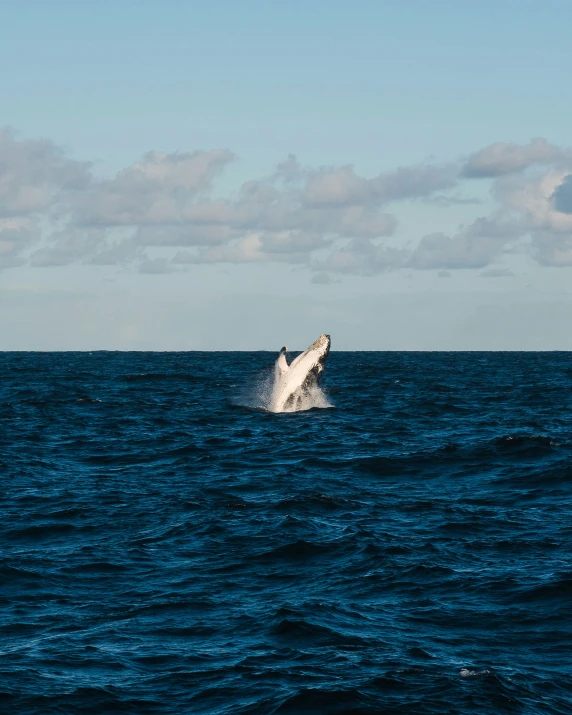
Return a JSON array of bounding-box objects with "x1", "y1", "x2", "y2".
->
[{"x1": 2, "y1": 1, "x2": 572, "y2": 349}]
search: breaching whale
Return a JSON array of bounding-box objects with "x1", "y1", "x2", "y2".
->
[{"x1": 269, "y1": 334, "x2": 331, "y2": 413}]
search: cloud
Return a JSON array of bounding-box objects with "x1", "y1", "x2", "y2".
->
[
  {"x1": 184, "y1": 234, "x2": 268, "y2": 265},
  {"x1": 30, "y1": 227, "x2": 108, "y2": 267},
  {"x1": 294, "y1": 206, "x2": 396, "y2": 238},
  {"x1": 462, "y1": 138, "x2": 563, "y2": 178},
  {"x1": 175, "y1": 230, "x2": 332, "y2": 266},
  {"x1": 0, "y1": 220, "x2": 40, "y2": 268},
  {"x1": 316, "y1": 239, "x2": 409, "y2": 276},
  {"x1": 531, "y1": 231, "x2": 572, "y2": 267},
  {"x1": 311, "y1": 272, "x2": 332, "y2": 284},
  {"x1": 480, "y1": 268, "x2": 515, "y2": 277},
  {"x1": 5, "y1": 128, "x2": 572, "y2": 276},
  {"x1": 424, "y1": 194, "x2": 482, "y2": 207},
  {"x1": 73, "y1": 149, "x2": 235, "y2": 226},
  {"x1": 135, "y1": 224, "x2": 235, "y2": 246},
  {"x1": 0, "y1": 127, "x2": 90, "y2": 217},
  {"x1": 0, "y1": 128, "x2": 90, "y2": 268},
  {"x1": 274, "y1": 154, "x2": 305, "y2": 183},
  {"x1": 303, "y1": 163, "x2": 458, "y2": 207},
  {"x1": 492, "y1": 170, "x2": 572, "y2": 267},
  {"x1": 409, "y1": 216, "x2": 521, "y2": 270},
  {"x1": 90, "y1": 236, "x2": 143, "y2": 266},
  {"x1": 410, "y1": 232, "x2": 492, "y2": 269}
]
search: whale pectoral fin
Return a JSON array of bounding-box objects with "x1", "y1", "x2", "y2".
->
[{"x1": 275, "y1": 352, "x2": 289, "y2": 378}]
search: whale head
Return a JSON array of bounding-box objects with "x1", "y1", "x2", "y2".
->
[
  {"x1": 309, "y1": 334, "x2": 330, "y2": 374},
  {"x1": 309, "y1": 333, "x2": 330, "y2": 354}
]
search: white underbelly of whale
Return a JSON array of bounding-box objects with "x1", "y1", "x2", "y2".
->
[{"x1": 269, "y1": 334, "x2": 331, "y2": 413}]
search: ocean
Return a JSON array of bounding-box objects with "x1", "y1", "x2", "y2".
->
[{"x1": 1, "y1": 351, "x2": 571, "y2": 714}]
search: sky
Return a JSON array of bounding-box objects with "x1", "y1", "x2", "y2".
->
[{"x1": 2, "y1": 0, "x2": 572, "y2": 350}]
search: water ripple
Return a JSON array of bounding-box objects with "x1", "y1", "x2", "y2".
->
[{"x1": 2, "y1": 351, "x2": 572, "y2": 713}]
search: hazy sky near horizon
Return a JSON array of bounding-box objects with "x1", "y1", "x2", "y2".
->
[{"x1": 3, "y1": 0, "x2": 572, "y2": 350}]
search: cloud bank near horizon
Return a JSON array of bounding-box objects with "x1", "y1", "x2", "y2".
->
[{"x1": 3, "y1": 128, "x2": 572, "y2": 277}]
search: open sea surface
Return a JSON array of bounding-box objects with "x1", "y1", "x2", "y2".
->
[{"x1": 1, "y1": 351, "x2": 571, "y2": 714}]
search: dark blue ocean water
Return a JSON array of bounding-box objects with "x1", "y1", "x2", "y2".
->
[{"x1": 1, "y1": 351, "x2": 572, "y2": 715}]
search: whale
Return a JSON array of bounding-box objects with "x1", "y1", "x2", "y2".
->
[{"x1": 269, "y1": 334, "x2": 331, "y2": 413}]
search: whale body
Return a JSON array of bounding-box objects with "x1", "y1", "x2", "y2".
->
[{"x1": 269, "y1": 334, "x2": 331, "y2": 413}]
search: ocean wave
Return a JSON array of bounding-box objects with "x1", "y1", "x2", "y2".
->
[{"x1": 2, "y1": 350, "x2": 572, "y2": 714}]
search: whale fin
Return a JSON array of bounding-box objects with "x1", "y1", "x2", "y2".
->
[{"x1": 275, "y1": 349, "x2": 289, "y2": 380}]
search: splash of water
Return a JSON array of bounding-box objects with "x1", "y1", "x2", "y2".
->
[
  {"x1": 273, "y1": 382, "x2": 332, "y2": 413},
  {"x1": 265, "y1": 357, "x2": 332, "y2": 413},
  {"x1": 236, "y1": 362, "x2": 332, "y2": 413},
  {"x1": 235, "y1": 345, "x2": 333, "y2": 413}
]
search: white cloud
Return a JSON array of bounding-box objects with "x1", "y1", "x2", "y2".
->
[
  {"x1": 316, "y1": 239, "x2": 409, "y2": 276},
  {"x1": 0, "y1": 220, "x2": 39, "y2": 268},
  {"x1": 30, "y1": 227, "x2": 108, "y2": 267},
  {"x1": 135, "y1": 224, "x2": 235, "y2": 246},
  {"x1": 410, "y1": 232, "x2": 493, "y2": 269},
  {"x1": 409, "y1": 216, "x2": 522, "y2": 270},
  {"x1": 5, "y1": 128, "x2": 572, "y2": 276},
  {"x1": 532, "y1": 231, "x2": 572, "y2": 267},
  {"x1": 73, "y1": 149, "x2": 235, "y2": 226},
  {"x1": 491, "y1": 170, "x2": 572, "y2": 267},
  {"x1": 0, "y1": 127, "x2": 90, "y2": 217},
  {"x1": 463, "y1": 138, "x2": 564, "y2": 178},
  {"x1": 303, "y1": 163, "x2": 458, "y2": 207}
]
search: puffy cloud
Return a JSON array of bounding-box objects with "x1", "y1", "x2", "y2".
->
[
  {"x1": 63, "y1": 146, "x2": 403, "y2": 273},
  {"x1": 532, "y1": 231, "x2": 572, "y2": 267},
  {"x1": 496, "y1": 170, "x2": 572, "y2": 232},
  {"x1": 175, "y1": 230, "x2": 332, "y2": 266},
  {"x1": 73, "y1": 149, "x2": 235, "y2": 226},
  {"x1": 303, "y1": 163, "x2": 458, "y2": 207},
  {"x1": 30, "y1": 228, "x2": 108, "y2": 267},
  {"x1": 493, "y1": 170, "x2": 572, "y2": 267},
  {"x1": 371, "y1": 164, "x2": 460, "y2": 203},
  {"x1": 0, "y1": 128, "x2": 90, "y2": 217},
  {"x1": 303, "y1": 167, "x2": 369, "y2": 207},
  {"x1": 409, "y1": 217, "x2": 521, "y2": 270},
  {"x1": 0, "y1": 128, "x2": 89, "y2": 269},
  {"x1": 0, "y1": 219, "x2": 40, "y2": 268},
  {"x1": 462, "y1": 138, "x2": 563, "y2": 178},
  {"x1": 316, "y1": 239, "x2": 409, "y2": 276},
  {"x1": 177, "y1": 234, "x2": 267, "y2": 265},
  {"x1": 294, "y1": 206, "x2": 396, "y2": 238},
  {"x1": 90, "y1": 237, "x2": 143, "y2": 266},
  {"x1": 274, "y1": 154, "x2": 305, "y2": 183},
  {"x1": 410, "y1": 232, "x2": 494, "y2": 269},
  {"x1": 5, "y1": 127, "x2": 572, "y2": 276},
  {"x1": 135, "y1": 224, "x2": 235, "y2": 246}
]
